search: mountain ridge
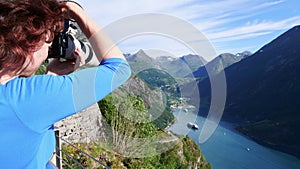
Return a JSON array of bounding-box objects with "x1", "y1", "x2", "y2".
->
[
  {"x1": 192, "y1": 25, "x2": 300, "y2": 158},
  {"x1": 126, "y1": 50, "x2": 207, "y2": 78},
  {"x1": 189, "y1": 51, "x2": 252, "y2": 78}
]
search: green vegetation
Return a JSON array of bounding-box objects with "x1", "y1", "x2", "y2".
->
[
  {"x1": 137, "y1": 68, "x2": 176, "y2": 89},
  {"x1": 137, "y1": 68, "x2": 180, "y2": 98},
  {"x1": 62, "y1": 136, "x2": 211, "y2": 169},
  {"x1": 35, "y1": 61, "x2": 48, "y2": 75},
  {"x1": 62, "y1": 92, "x2": 211, "y2": 169},
  {"x1": 152, "y1": 104, "x2": 174, "y2": 129},
  {"x1": 98, "y1": 93, "x2": 157, "y2": 141},
  {"x1": 136, "y1": 68, "x2": 181, "y2": 129}
]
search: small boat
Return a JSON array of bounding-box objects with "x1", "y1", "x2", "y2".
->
[{"x1": 187, "y1": 122, "x2": 199, "y2": 129}]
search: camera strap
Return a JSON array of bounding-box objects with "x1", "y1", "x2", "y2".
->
[{"x1": 60, "y1": 0, "x2": 84, "y2": 9}]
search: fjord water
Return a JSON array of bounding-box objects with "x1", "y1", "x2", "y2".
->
[{"x1": 168, "y1": 108, "x2": 300, "y2": 169}]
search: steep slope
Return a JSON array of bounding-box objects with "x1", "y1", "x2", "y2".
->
[
  {"x1": 224, "y1": 26, "x2": 300, "y2": 123},
  {"x1": 223, "y1": 26, "x2": 300, "y2": 157},
  {"x1": 186, "y1": 25, "x2": 300, "y2": 158}
]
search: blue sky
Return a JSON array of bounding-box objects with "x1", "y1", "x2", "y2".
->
[{"x1": 76, "y1": 0, "x2": 300, "y2": 61}]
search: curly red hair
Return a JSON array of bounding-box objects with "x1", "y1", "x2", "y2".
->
[{"x1": 0, "y1": 0, "x2": 64, "y2": 76}]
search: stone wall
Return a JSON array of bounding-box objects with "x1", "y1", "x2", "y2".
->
[{"x1": 55, "y1": 104, "x2": 108, "y2": 143}]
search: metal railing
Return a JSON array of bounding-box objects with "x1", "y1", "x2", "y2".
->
[{"x1": 53, "y1": 129, "x2": 111, "y2": 169}]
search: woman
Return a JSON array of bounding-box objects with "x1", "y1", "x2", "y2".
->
[{"x1": 0, "y1": 0, "x2": 131, "y2": 168}]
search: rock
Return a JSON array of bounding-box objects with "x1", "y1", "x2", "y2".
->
[{"x1": 55, "y1": 104, "x2": 108, "y2": 143}]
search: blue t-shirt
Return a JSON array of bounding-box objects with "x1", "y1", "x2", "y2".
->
[{"x1": 0, "y1": 58, "x2": 131, "y2": 169}]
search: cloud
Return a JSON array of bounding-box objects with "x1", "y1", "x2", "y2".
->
[
  {"x1": 80, "y1": 0, "x2": 293, "y2": 34},
  {"x1": 80, "y1": 0, "x2": 194, "y2": 25},
  {"x1": 76, "y1": 0, "x2": 299, "y2": 56},
  {"x1": 207, "y1": 16, "x2": 300, "y2": 42},
  {"x1": 250, "y1": 0, "x2": 285, "y2": 11},
  {"x1": 190, "y1": 0, "x2": 287, "y2": 31}
]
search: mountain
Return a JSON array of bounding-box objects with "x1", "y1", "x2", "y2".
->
[
  {"x1": 185, "y1": 25, "x2": 300, "y2": 158},
  {"x1": 157, "y1": 54, "x2": 207, "y2": 78},
  {"x1": 126, "y1": 50, "x2": 207, "y2": 78},
  {"x1": 223, "y1": 25, "x2": 300, "y2": 125},
  {"x1": 190, "y1": 51, "x2": 251, "y2": 79},
  {"x1": 180, "y1": 54, "x2": 208, "y2": 71},
  {"x1": 126, "y1": 49, "x2": 159, "y2": 74}
]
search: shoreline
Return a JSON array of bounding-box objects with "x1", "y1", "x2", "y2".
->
[
  {"x1": 216, "y1": 118, "x2": 300, "y2": 160},
  {"x1": 169, "y1": 107, "x2": 300, "y2": 160}
]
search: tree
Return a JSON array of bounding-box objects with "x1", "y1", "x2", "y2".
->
[{"x1": 98, "y1": 93, "x2": 157, "y2": 157}]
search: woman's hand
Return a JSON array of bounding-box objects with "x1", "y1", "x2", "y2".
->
[
  {"x1": 59, "y1": 1, "x2": 125, "y2": 62},
  {"x1": 60, "y1": 1, "x2": 84, "y2": 19},
  {"x1": 46, "y1": 52, "x2": 81, "y2": 76},
  {"x1": 59, "y1": 1, "x2": 99, "y2": 38}
]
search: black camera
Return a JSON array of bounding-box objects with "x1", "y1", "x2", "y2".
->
[
  {"x1": 47, "y1": 1, "x2": 98, "y2": 66},
  {"x1": 48, "y1": 19, "x2": 80, "y2": 60},
  {"x1": 48, "y1": 19, "x2": 98, "y2": 66}
]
